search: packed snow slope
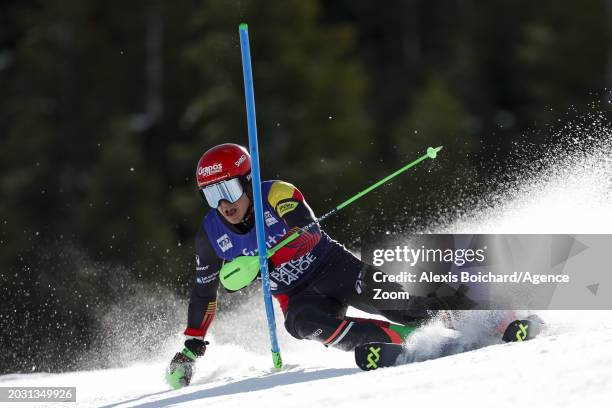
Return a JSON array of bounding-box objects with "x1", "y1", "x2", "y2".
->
[
  {"x1": 3, "y1": 311, "x2": 612, "y2": 408},
  {"x1": 3, "y1": 134, "x2": 612, "y2": 407}
]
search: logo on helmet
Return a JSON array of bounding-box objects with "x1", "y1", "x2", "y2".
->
[
  {"x1": 235, "y1": 154, "x2": 247, "y2": 167},
  {"x1": 198, "y1": 163, "x2": 223, "y2": 177}
]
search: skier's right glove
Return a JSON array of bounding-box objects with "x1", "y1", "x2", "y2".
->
[{"x1": 165, "y1": 339, "x2": 208, "y2": 389}]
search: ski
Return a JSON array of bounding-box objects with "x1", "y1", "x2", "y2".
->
[
  {"x1": 354, "y1": 342, "x2": 406, "y2": 371},
  {"x1": 502, "y1": 315, "x2": 545, "y2": 343},
  {"x1": 356, "y1": 316, "x2": 546, "y2": 371}
]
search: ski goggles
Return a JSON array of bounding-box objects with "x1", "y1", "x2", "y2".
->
[{"x1": 200, "y1": 178, "x2": 244, "y2": 208}]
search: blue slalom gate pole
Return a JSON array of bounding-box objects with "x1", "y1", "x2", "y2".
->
[{"x1": 238, "y1": 23, "x2": 282, "y2": 369}]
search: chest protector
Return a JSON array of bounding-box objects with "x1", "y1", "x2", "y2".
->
[{"x1": 203, "y1": 181, "x2": 331, "y2": 294}]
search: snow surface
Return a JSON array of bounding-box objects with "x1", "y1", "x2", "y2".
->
[
  {"x1": 3, "y1": 135, "x2": 612, "y2": 407},
  {"x1": 3, "y1": 311, "x2": 612, "y2": 408}
]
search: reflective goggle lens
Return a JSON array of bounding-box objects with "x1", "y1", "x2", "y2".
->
[{"x1": 201, "y1": 178, "x2": 244, "y2": 208}]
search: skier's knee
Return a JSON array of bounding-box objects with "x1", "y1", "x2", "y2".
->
[
  {"x1": 284, "y1": 304, "x2": 314, "y2": 340},
  {"x1": 284, "y1": 312, "x2": 300, "y2": 339},
  {"x1": 285, "y1": 303, "x2": 332, "y2": 341}
]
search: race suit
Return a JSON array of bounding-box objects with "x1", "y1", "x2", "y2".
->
[{"x1": 184, "y1": 180, "x2": 453, "y2": 350}]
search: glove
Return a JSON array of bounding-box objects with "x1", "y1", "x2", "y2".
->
[{"x1": 165, "y1": 339, "x2": 208, "y2": 389}]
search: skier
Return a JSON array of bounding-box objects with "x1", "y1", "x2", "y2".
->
[{"x1": 166, "y1": 143, "x2": 478, "y2": 387}]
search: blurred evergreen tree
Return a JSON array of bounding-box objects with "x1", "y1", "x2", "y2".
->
[
  {"x1": 518, "y1": 0, "x2": 609, "y2": 122},
  {"x1": 393, "y1": 76, "x2": 469, "y2": 154},
  {"x1": 0, "y1": 0, "x2": 184, "y2": 372},
  {"x1": 387, "y1": 75, "x2": 479, "y2": 228},
  {"x1": 76, "y1": 120, "x2": 174, "y2": 278},
  {"x1": 179, "y1": 0, "x2": 373, "y2": 215}
]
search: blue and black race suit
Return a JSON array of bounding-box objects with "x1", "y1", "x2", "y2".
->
[{"x1": 184, "y1": 180, "x2": 466, "y2": 350}]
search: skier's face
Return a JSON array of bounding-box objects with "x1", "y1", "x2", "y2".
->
[{"x1": 218, "y1": 192, "x2": 250, "y2": 224}]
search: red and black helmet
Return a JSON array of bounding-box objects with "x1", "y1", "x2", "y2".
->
[{"x1": 195, "y1": 143, "x2": 251, "y2": 188}]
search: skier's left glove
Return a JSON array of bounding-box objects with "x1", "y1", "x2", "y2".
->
[{"x1": 165, "y1": 339, "x2": 208, "y2": 389}]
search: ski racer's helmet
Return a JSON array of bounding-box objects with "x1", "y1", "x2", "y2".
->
[{"x1": 195, "y1": 143, "x2": 252, "y2": 207}]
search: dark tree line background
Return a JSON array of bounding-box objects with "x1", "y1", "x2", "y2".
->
[{"x1": 1, "y1": 0, "x2": 611, "y2": 373}]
